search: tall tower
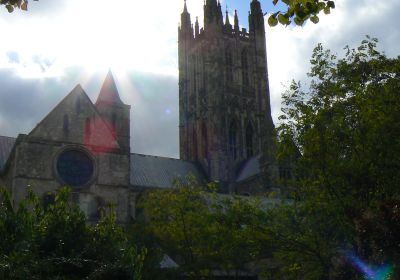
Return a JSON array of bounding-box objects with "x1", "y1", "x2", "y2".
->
[
  {"x1": 95, "y1": 71, "x2": 131, "y2": 153},
  {"x1": 178, "y1": 0, "x2": 274, "y2": 192}
]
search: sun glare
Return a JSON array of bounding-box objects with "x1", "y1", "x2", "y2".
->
[{"x1": 0, "y1": 0, "x2": 201, "y2": 79}]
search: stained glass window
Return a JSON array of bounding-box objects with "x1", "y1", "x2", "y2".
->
[{"x1": 56, "y1": 150, "x2": 94, "y2": 187}]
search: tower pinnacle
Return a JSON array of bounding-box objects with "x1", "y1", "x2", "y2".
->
[
  {"x1": 96, "y1": 70, "x2": 123, "y2": 106},
  {"x1": 183, "y1": 0, "x2": 188, "y2": 13},
  {"x1": 234, "y1": 9, "x2": 239, "y2": 31}
]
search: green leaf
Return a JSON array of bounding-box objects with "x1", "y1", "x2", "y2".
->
[
  {"x1": 278, "y1": 14, "x2": 289, "y2": 25},
  {"x1": 6, "y1": 4, "x2": 14, "y2": 12},
  {"x1": 310, "y1": 15, "x2": 319, "y2": 24},
  {"x1": 327, "y1": 1, "x2": 335, "y2": 9},
  {"x1": 268, "y1": 15, "x2": 279, "y2": 27},
  {"x1": 294, "y1": 16, "x2": 304, "y2": 26},
  {"x1": 317, "y1": 2, "x2": 326, "y2": 11},
  {"x1": 323, "y1": 7, "x2": 331, "y2": 14}
]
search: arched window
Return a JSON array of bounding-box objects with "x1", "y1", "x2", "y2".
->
[
  {"x1": 202, "y1": 123, "x2": 208, "y2": 159},
  {"x1": 229, "y1": 121, "x2": 238, "y2": 160},
  {"x1": 246, "y1": 122, "x2": 254, "y2": 157},
  {"x1": 193, "y1": 66, "x2": 197, "y2": 93},
  {"x1": 75, "y1": 97, "x2": 81, "y2": 114},
  {"x1": 225, "y1": 49, "x2": 233, "y2": 82},
  {"x1": 241, "y1": 49, "x2": 249, "y2": 86},
  {"x1": 193, "y1": 130, "x2": 198, "y2": 160},
  {"x1": 202, "y1": 59, "x2": 207, "y2": 89},
  {"x1": 85, "y1": 118, "x2": 91, "y2": 138},
  {"x1": 63, "y1": 114, "x2": 69, "y2": 135},
  {"x1": 112, "y1": 113, "x2": 117, "y2": 129}
]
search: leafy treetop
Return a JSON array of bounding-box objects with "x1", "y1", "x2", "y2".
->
[
  {"x1": 0, "y1": 0, "x2": 37, "y2": 13},
  {"x1": 268, "y1": 0, "x2": 335, "y2": 26}
]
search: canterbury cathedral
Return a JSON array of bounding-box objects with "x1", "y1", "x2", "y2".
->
[{"x1": 0, "y1": 0, "x2": 278, "y2": 223}]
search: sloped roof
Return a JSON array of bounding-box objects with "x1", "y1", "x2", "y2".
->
[
  {"x1": 236, "y1": 155, "x2": 261, "y2": 182},
  {"x1": 29, "y1": 84, "x2": 120, "y2": 150},
  {"x1": 130, "y1": 153, "x2": 206, "y2": 189},
  {"x1": 0, "y1": 136, "x2": 16, "y2": 172},
  {"x1": 95, "y1": 70, "x2": 124, "y2": 106}
]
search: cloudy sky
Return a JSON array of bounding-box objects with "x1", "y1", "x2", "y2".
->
[{"x1": 0, "y1": 0, "x2": 399, "y2": 158}]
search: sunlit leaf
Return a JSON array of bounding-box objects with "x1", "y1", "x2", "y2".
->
[
  {"x1": 268, "y1": 14, "x2": 279, "y2": 26},
  {"x1": 21, "y1": 0, "x2": 27, "y2": 10},
  {"x1": 310, "y1": 15, "x2": 319, "y2": 24}
]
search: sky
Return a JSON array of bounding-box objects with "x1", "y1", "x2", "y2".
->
[{"x1": 0, "y1": 0, "x2": 399, "y2": 158}]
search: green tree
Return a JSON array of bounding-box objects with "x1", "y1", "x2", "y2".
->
[
  {"x1": 139, "y1": 179, "x2": 268, "y2": 279},
  {"x1": 271, "y1": 37, "x2": 400, "y2": 279},
  {"x1": 268, "y1": 0, "x2": 335, "y2": 26},
  {"x1": 0, "y1": 187, "x2": 146, "y2": 280},
  {"x1": 0, "y1": 0, "x2": 33, "y2": 13}
]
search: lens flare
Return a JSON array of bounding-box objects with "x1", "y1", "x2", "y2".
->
[{"x1": 345, "y1": 251, "x2": 393, "y2": 280}]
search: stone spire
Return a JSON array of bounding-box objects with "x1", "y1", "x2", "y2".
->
[
  {"x1": 180, "y1": 0, "x2": 191, "y2": 30},
  {"x1": 217, "y1": 0, "x2": 223, "y2": 26},
  {"x1": 249, "y1": 0, "x2": 264, "y2": 32},
  {"x1": 204, "y1": 0, "x2": 219, "y2": 28},
  {"x1": 183, "y1": 0, "x2": 188, "y2": 13},
  {"x1": 224, "y1": 6, "x2": 231, "y2": 28},
  {"x1": 96, "y1": 70, "x2": 123, "y2": 106},
  {"x1": 234, "y1": 9, "x2": 239, "y2": 32},
  {"x1": 195, "y1": 16, "x2": 200, "y2": 37}
]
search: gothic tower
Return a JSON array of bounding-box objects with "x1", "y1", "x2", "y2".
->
[
  {"x1": 178, "y1": 0, "x2": 275, "y2": 192},
  {"x1": 95, "y1": 70, "x2": 131, "y2": 153}
]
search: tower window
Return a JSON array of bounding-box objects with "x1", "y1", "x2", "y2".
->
[
  {"x1": 225, "y1": 49, "x2": 233, "y2": 82},
  {"x1": 85, "y1": 118, "x2": 91, "y2": 138},
  {"x1": 112, "y1": 113, "x2": 117, "y2": 128},
  {"x1": 193, "y1": 129, "x2": 198, "y2": 160},
  {"x1": 75, "y1": 97, "x2": 81, "y2": 114},
  {"x1": 193, "y1": 67, "x2": 197, "y2": 93},
  {"x1": 246, "y1": 123, "x2": 254, "y2": 157},
  {"x1": 202, "y1": 123, "x2": 208, "y2": 159},
  {"x1": 241, "y1": 49, "x2": 249, "y2": 86},
  {"x1": 202, "y1": 59, "x2": 207, "y2": 89},
  {"x1": 229, "y1": 121, "x2": 238, "y2": 160},
  {"x1": 63, "y1": 114, "x2": 69, "y2": 135}
]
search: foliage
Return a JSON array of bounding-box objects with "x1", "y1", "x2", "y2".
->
[
  {"x1": 0, "y1": 187, "x2": 145, "y2": 280},
  {"x1": 0, "y1": 0, "x2": 37, "y2": 13},
  {"x1": 273, "y1": 37, "x2": 400, "y2": 279},
  {"x1": 139, "y1": 178, "x2": 269, "y2": 278},
  {"x1": 268, "y1": 0, "x2": 335, "y2": 26}
]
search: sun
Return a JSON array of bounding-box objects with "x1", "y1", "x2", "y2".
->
[{"x1": 0, "y1": 0, "x2": 185, "y2": 79}]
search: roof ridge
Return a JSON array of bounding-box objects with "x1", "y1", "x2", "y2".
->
[
  {"x1": 0, "y1": 135, "x2": 16, "y2": 140},
  {"x1": 131, "y1": 152, "x2": 180, "y2": 160}
]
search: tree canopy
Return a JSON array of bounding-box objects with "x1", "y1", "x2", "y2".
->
[
  {"x1": 273, "y1": 36, "x2": 400, "y2": 279},
  {"x1": 137, "y1": 179, "x2": 271, "y2": 278},
  {"x1": 0, "y1": 187, "x2": 145, "y2": 280},
  {"x1": 0, "y1": 0, "x2": 30, "y2": 13},
  {"x1": 268, "y1": 0, "x2": 335, "y2": 26}
]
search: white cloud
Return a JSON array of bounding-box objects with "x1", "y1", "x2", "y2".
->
[
  {"x1": 0, "y1": 0, "x2": 399, "y2": 157},
  {"x1": 266, "y1": 0, "x2": 400, "y2": 123}
]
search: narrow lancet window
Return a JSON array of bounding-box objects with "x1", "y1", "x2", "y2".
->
[
  {"x1": 246, "y1": 123, "x2": 254, "y2": 157},
  {"x1": 226, "y1": 49, "x2": 233, "y2": 82},
  {"x1": 85, "y1": 118, "x2": 91, "y2": 138},
  {"x1": 241, "y1": 49, "x2": 249, "y2": 86},
  {"x1": 229, "y1": 121, "x2": 238, "y2": 160},
  {"x1": 75, "y1": 97, "x2": 81, "y2": 114},
  {"x1": 63, "y1": 114, "x2": 69, "y2": 135},
  {"x1": 202, "y1": 123, "x2": 208, "y2": 159}
]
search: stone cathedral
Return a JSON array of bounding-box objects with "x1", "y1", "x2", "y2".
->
[{"x1": 0, "y1": 0, "x2": 278, "y2": 222}]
